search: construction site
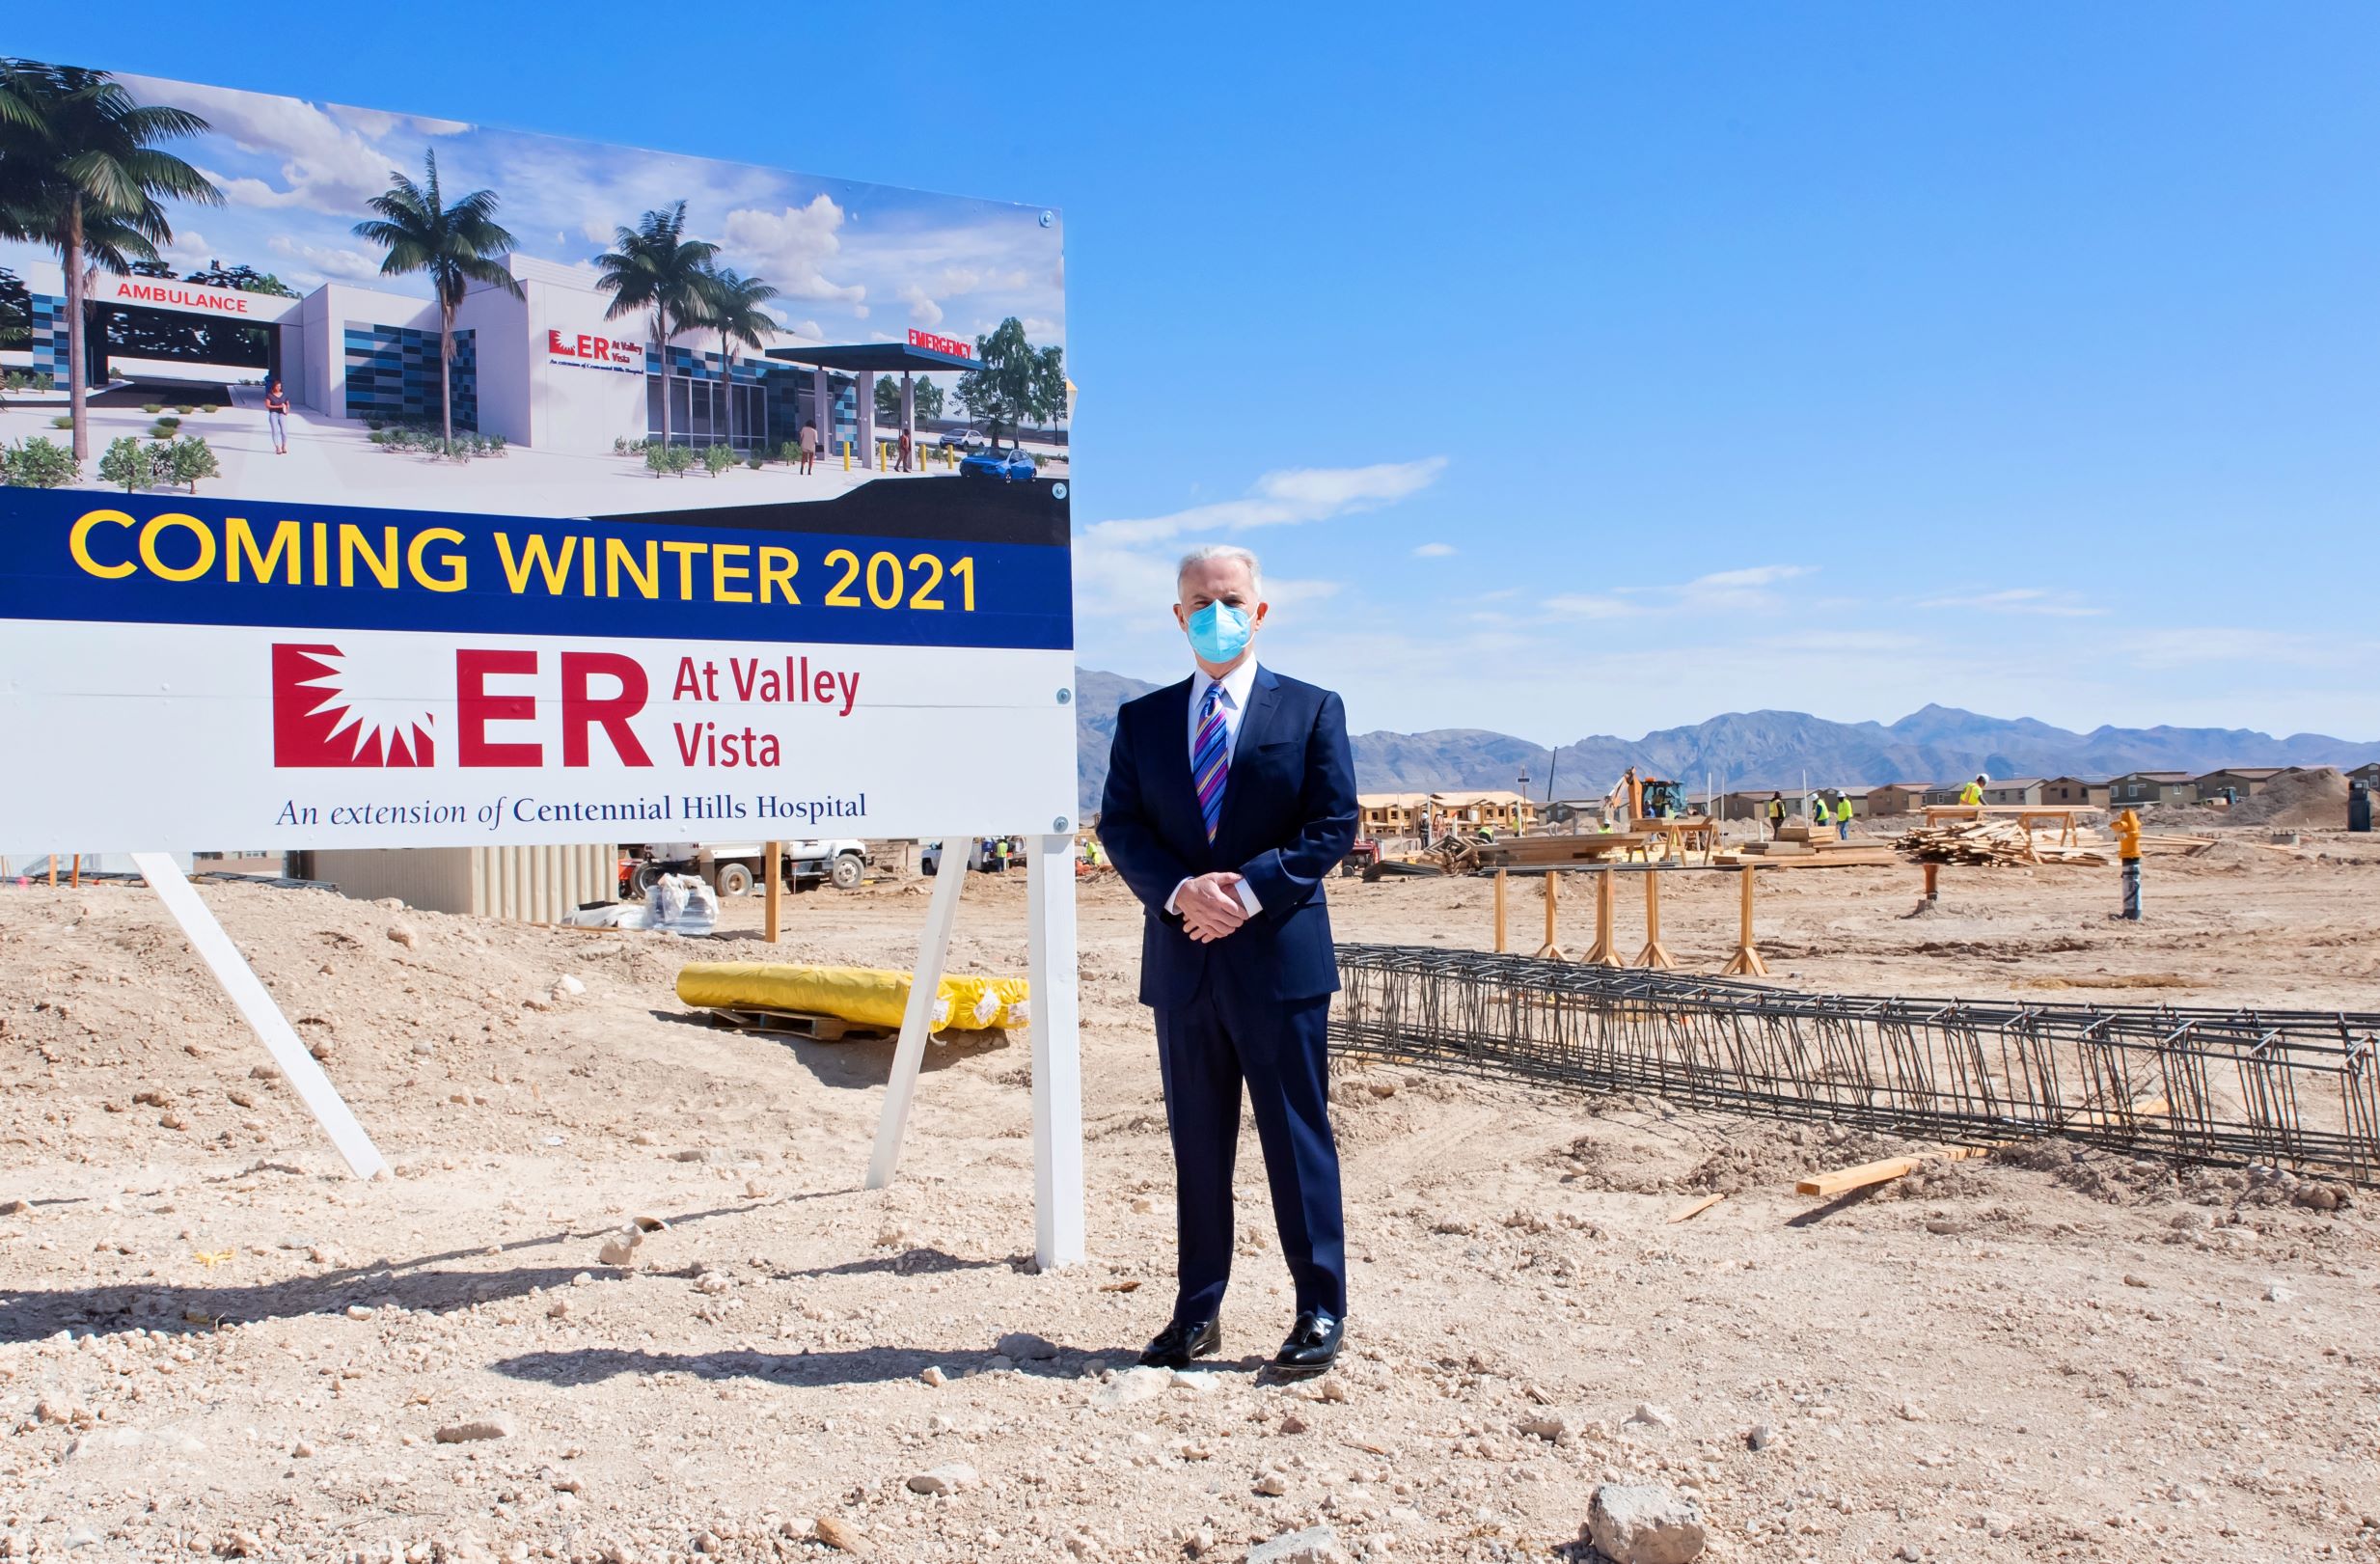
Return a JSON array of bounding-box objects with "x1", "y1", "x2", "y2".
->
[{"x1": 2, "y1": 780, "x2": 2375, "y2": 1563}]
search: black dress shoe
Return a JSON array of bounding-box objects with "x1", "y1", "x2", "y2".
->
[
  {"x1": 1139, "y1": 1317, "x2": 1220, "y2": 1369},
  {"x1": 1271, "y1": 1310, "x2": 1343, "y2": 1379}
]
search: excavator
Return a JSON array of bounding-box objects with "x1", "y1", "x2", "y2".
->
[{"x1": 1602, "y1": 766, "x2": 1689, "y2": 825}]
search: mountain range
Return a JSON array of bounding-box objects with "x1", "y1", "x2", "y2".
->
[{"x1": 1071, "y1": 668, "x2": 2380, "y2": 810}]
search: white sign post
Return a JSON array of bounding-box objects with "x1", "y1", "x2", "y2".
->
[
  {"x1": 1026, "y1": 832, "x2": 1087, "y2": 1268},
  {"x1": 866, "y1": 837, "x2": 1086, "y2": 1272},
  {"x1": 129, "y1": 852, "x2": 388, "y2": 1180}
]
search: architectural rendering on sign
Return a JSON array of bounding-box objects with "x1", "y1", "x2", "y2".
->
[
  {"x1": 0, "y1": 60, "x2": 1077, "y2": 853},
  {"x1": 0, "y1": 65, "x2": 1069, "y2": 520}
]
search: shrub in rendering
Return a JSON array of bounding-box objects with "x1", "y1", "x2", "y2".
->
[
  {"x1": 3, "y1": 437, "x2": 80, "y2": 488},
  {"x1": 703, "y1": 443, "x2": 736, "y2": 477},
  {"x1": 166, "y1": 435, "x2": 220, "y2": 493},
  {"x1": 50, "y1": 415, "x2": 72, "y2": 429},
  {"x1": 142, "y1": 402, "x2": 163, "y2": 414},
  {"x1": 98, "y1": 434, "x2": 155, "y2": 492}
]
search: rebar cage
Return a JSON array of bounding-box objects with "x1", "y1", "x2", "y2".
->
[{"x1": 1329, "y1": 946, "x2": 2380, "y2": 1184}]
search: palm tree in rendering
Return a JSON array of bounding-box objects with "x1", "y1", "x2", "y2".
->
[
  {"x1": 0, "y1": 59, "x2": 221, "y2": 461},
  {"x1": 693, "y1": 264, "x2": 780, "y2": 451},
  {"x1": 352, "y1": 149, "x2": 524, "y2": 449},
  {"x1": 594, "y1": 203, "x2": 717, "y2": 449}
]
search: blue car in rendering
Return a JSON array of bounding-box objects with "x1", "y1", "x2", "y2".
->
[{"x1": 959, "y1": 445, "x2": 1038, "y2": 482}]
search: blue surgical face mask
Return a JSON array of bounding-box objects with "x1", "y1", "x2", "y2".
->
[{"x1": 1187, "y1": 600, "x2": 1253, "y2": 664}]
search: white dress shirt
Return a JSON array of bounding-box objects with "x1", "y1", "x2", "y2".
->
[{"x1": 1166, "y1": 658, "x2": 1265, "y2": 917}]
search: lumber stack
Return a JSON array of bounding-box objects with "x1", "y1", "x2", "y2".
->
[
  {"x1": 1715, "y1": 832, "x2": 1895, "y2": 869},
  {"x1": 1896, "y1": 817, "x2": 2107, "y2": 866}
]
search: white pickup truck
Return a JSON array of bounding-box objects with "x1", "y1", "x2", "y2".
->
[{"x1": 621, "y1": 839, "x2": 870, "y2": 898}]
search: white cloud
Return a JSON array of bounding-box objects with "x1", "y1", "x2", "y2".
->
[
  {"x1": 137, "y1": 75, "x2": 409, "y2": 215},
  {"x1": 1412, "y1": 542, "x2": 1457, "y2": 558},
  {"x1": 1529, "y1": 562, "x2": 1810, "y2": 622},
  {"x1": 1915, "y1": 587, "x2": 2104, "y2": 617},
  {"x1": 1677, "y1": 563, "x2": 1815, "y2": 612},
  {"x1": 1093, "y1": 458, "x2": 1448, "y2": 546},
  {"x1": 326, "y1": 104, "x2": 469, "y2": 140},
  {"x1": 1543, "y1": 592, "x2": 1637, "y2": 619},
  {"x1": 720, "y1": 197, "x2": 864, "y2": 305},
  {"x1": 154, "y1": 229, "x2": 214, "y2": 270},
  {"x1": 758, "y1": 308, "x2": 824, "y2": 342},
  {"x1": 896, "y1": 283, "x2": 943, "y2": 327},
  {"x1": 2120, "y1": 627, "x2": 2374, "y2": 672},
  {"x1": 268, "y1": 234, "x2": 387, "y2": 283},
  {"x1": 1077, "y1": 458, "x2": 1445, "y2": 622},
  {"x1": 1689, "y1": 564, "x2": 1813, "y2": 591}
]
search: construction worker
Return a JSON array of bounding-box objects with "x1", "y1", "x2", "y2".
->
[
  {"x1": 1959, "y1": 773, "x2": 1986, "y2": 809},
  {"x1": 1833, "y1": 792, "x2": 1853, "y2": 841},
  {"x1": 1765, "y1": 794, "x2": 1786, "y2": 839}
]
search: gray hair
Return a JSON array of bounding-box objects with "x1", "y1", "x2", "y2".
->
[{"x1": 1176, "y1": 543, "x2": 1263, "y2": 598}]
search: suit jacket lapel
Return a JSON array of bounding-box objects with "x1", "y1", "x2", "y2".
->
[
  {"x1": 1155, "y1": 676, "x2": 1207, "y2": 858},
  {"x1": 1214, "y1": 665, "x2": 1280, "y2": 853}
]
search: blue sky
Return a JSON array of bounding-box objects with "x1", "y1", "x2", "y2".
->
[{"x1": 14, "y1": 5, "x2": 2378, "y2": 744}]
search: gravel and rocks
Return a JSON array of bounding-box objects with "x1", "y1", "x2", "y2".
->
[{"x1": 0, "y1": 852, "x2": 2375, "y2": 1561}]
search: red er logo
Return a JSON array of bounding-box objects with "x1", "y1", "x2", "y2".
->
[
  {"x1": 272, "y1": 643, "x2": 653, "y2": 769},
  {"x1": 272, "y1": 643, "x2": 436, "y2": 767}
]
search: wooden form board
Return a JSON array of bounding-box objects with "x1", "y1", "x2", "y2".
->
[{"x1": 1794, "y1": 1146, "x2": 1987, "y2": 1198}]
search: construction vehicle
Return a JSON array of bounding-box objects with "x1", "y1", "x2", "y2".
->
[
  {"x1": 620, "y1": 839, "x2": 871, "y2": 898},
  {"x1": 1603, "y1": 767, "x2": 1692, "y2": 825}
]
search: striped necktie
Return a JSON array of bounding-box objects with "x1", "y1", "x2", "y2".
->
[{"x1": 1192, "y1": 681, "x2": 1230, "y2": 843}]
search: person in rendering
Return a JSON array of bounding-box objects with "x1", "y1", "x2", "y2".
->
[
  {"x1": 897, "y1": 426, "x2": 914, "y2": 473},
  {"x1": 798, "y1": 420, "x2": 817, "y2": 474},
  {"x1": 263, "y1": 379, "x2": 290, "y2": 455},
  {"x1": 1960, "y1": 773, "x2": 1987, "y2": 808},
  {"x1": 1097, "y1": 543, "x2": 1358, "y2": 1382}
]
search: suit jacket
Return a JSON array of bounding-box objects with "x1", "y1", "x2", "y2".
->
[{"x1": 1098, "y1": 665, "x2": 1358, "y2": 1008}]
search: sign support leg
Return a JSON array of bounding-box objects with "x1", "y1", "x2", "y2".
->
[
  {"x1": 865, "y1": 841, "x2": 970, "y2": 1190},
  {"x1": 1026, "y1": 833, "x2": 1086, "y2": 1270},
  {"x1": 130, "y1": 852, "x2": 387, "y2": 1181}
]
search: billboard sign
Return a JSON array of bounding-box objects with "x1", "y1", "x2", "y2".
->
[{"x1": 0, "y1": 62, "x2": 1073, "y2": 852}]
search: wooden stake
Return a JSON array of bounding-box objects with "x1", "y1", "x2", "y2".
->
[
  {"x1": 1492, "y1": 867, "x2": 1508, "y2": 954},
  {"x1": 1533, "y1": 870, "x2": 1566, "y2": 960},
  {"x1": 1583, "y1": 867, "x2": 1619, "y2": 965},
  {"x1": 1794, "y1": 1146, "x2": 1986, "y2": 1198},
  {"x1": 47, "y1": 855, "x2": 57, "y2": 888},
  {"x1": 762, "y1": 840, "x2": 781, "y2": 944},
  {"x1": 1635, "y1": 868, "x2": 1675, "y2": 970},
  {"x1": 1720, "y1": 864, "x2": 1768, "y2": 976},
  {"x1": 69, "y1": 854, "x2": 81, "y2": 889},
  {"x1": 1667, "y1": 1192, "x2": 1726, "y2": 1223}
]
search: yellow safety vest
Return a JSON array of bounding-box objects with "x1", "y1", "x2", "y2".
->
[
  {"x1": 1835, "y1": 798, "x2": 1852, "y2": 823},
  {"x1": 1959, "y1": 782, "x2": 1983, "y2": 806}
]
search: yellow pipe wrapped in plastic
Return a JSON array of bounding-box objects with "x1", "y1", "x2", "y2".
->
[{"x1": 676, "y1": 963, "x2": 1029, "y2": 1033}]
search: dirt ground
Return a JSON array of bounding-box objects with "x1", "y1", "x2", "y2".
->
[{"x1": 2, "y1": 827, "x2": 2377, "y2": 1563}]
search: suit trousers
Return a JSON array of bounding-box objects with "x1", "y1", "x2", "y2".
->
[{"x1": 1154, "y1": 981, "x2": 1346, "y2": 1324}]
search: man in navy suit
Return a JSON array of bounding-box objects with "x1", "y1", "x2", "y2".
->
[{"x1": 1097, "y1": 543, "x2": 1358, "y2": 1379}]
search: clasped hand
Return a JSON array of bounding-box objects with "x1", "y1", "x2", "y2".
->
[{"x1": 1178, "y1": 870, "x2": 1249, "y2": 944}]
